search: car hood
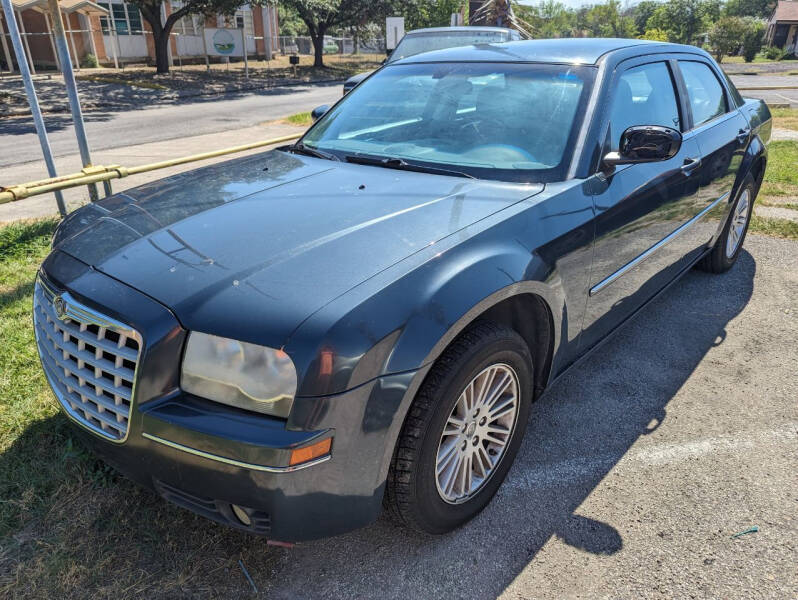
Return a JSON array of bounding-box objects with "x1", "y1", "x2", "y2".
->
[{"x1": 54, "y1": 150, "x2": 541, "y2": 347}]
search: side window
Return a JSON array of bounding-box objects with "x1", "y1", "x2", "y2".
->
[
  {"x1": 679, "y1": 61, "x2": 727, "y2": 127},
  {"x1": 609, "y1": 62, "x2": 680, "y2": 151}
]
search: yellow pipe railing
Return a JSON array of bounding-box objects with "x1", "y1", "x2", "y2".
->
[{"x1": 0, "y1": 133, "x2": 303, "y2": 205}]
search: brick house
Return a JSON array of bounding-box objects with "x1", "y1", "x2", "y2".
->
[
  {"x1": 1, "y1": 0, "x2": 279, "y2": 72},
  {"x1": 765, "y1": 0, "x2": 798, "y2": 54}
]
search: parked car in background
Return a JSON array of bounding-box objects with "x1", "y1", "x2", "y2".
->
[
  {"x1": 342, "y1": 26, "x2": 522, "y2": 94},
  {"x1": 35, "y1": 39, "x2": 769, "y2": 543}
]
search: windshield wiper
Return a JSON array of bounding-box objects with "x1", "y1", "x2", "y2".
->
[
  {"x1": 282, "y1": 142, "x2": 340, "y2": 162},
  {"x1": 344, "y1": 155, "x2": 475, "y2": 179}
]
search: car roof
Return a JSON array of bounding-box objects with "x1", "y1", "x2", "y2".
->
[
  {"x1": 396, "y1": 37, "x2": 702, "y2": 65},
  {"x1": 406, "y1": 26, "x2": 516, "y2": 36}
]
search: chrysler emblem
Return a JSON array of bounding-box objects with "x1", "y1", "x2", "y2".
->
[{"x1": 53, "y1": 296, "x2": 67, "y2": 320}]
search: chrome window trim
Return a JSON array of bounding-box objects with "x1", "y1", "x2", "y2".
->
[
  {"x1": 35, "y1": 274, "x2": 143, "y2": 444},
  {"x1": 681, "y1": 110, "x2": 738, "y2": 141},
  {"x1": 589, "y1": 191, "x2": 730, "y2": 296},
  {"x1": 141, "y1": 432, "x2": 331, "y2": 473}
]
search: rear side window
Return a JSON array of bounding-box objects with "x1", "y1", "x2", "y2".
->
[
  {"x1": 609, "y1": 62, "x2": 681, "y2": 150},
  {"x1": 679, "y1": 61, "x2": 728, "y2": 127}
]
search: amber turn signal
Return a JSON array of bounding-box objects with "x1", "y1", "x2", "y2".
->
[{"x1": 289, "y1": 437, "x2": 332, "y2": 466}]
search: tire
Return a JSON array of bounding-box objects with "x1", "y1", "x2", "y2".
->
[
  {"x1": 697, "y1": 173, "x2": 756, "y2": 274},
  {"x1": 385, "y1": 321, "x2": 533, "y2": 534}
]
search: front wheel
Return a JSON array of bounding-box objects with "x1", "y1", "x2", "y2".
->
[
  {"x1": 385, "y1": 321, "x2": 533, "y2": 534},
  {"x1": 697, "y1": 173, "x2": 756, "y2": 274}
]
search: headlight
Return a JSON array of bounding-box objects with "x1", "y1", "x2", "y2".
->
[{"x1": 181, "y1": 332, "x2": 297, "y2": 418}]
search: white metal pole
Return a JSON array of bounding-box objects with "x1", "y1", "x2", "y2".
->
[
  {"x1": 44, "y1": 12, "x2": 61, "y2": 71},
  {"x1": 0, "y1": 0, "x2": 66, "y2": 216},
  {"x1": 47, "y1": 0, "x2": 98, "y2": 202},
  {"x1": 15, "y1": 10, "x2": 35, "y2": 74},
  {"x1": 201, "y1": 22, "x2": 209, "y2": 71},
  {"x1": 0, "y1": 12, "x2": 14, "y2": 72},
  {"x1": 241, "y1": 26, "x2": 247, "y2": 78},
  {"x1": 84, "y1": 13, "x2": 98, "y2": 62},
  {"x1": 110, "y1": 20, "x2": 119, "y2": 69},
  {"x1": 64, "y1": 10, "x2": 80, "y2": 70}
]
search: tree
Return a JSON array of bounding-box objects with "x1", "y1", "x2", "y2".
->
[
  {"x1": 631, "y1": 0, "x2": 659, "y2": 36},
  {"x1": 640, "y1": 27, "x2": 669, "y2": 41},
  {"x1": 740, "y1": 17, "x2": 766, "y2": 61},
  {"x1": 646, "y1": 0, "x2": 718, "y2": 45},
  {"x1": 708, "y1": 15, "x2": 747, "y2": 61},
  {"x1": 279, "y1": 0, "x2": 394, "y2": 67},
  {"x1": 584, "y1": 0, "x2": 637, "y2": 38},
  {"x1": 131, "y1": 0, "x2": 245, "y2": 74},
  {"x1": 723, "y1": 0, "x2": 774, "y2": 19}
]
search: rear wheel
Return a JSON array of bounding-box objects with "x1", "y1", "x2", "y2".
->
[
  {"x1": 385, "y1": 321, "x2": 533, "y2": 534},
  {"x1": 697, "y1": 173, "x2": 756, "y2": 274}
]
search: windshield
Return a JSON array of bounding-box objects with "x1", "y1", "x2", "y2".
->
[
  {"x1": 389, "y1": 31, "x2": 514, "y2": 63},
  {"x1": 302, "y1": 62, "x2": 595, "y2": 183}
]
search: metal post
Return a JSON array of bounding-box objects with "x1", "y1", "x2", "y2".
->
[
  {"x1": 0, "y1": 0, "x2": 66, "y2": 216},
  {"x1": 44, "y1": 12, "x2": 61, "y2": 71},
  {"x1": 109, "y1": 21, "x2": 119, "y2": 69},
  {"x1": 0, "y1": 12, "x2": 15, "y2": 73},
  {"x1": 83, "y1": 13, "x2": 98, "y2": 63},
  {"x1": 64, "y1": 10, "x2": 81, "y2": 70},
  {"x1": 47, "y1": 0, "x2": 99, "y2": 202},
  {"x1": 15, "y1": 10, "x2": 35, "y2": 75},
  {"x1": 241, "y1": 26, "x2": 247, "y2": 79},
  {"x1": 201, "y1": 23, "x2": 209, "y2": 71}
]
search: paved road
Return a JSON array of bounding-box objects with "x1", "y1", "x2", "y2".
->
[{"x1": 0, "y1": 82, "x2": 342, "y2": 167}]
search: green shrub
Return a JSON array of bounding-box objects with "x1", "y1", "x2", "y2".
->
[
  {"x1": 741, "y1": 19, "x2": 765, "y2": 62},
  {"x1": 81, "y1": 53, "x2": 99, "y2": 68},
  {"x1": 763, "y1": 45, "x2": 787, "y2": 60}
]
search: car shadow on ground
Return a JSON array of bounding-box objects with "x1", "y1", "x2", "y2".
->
[{"x1": 0, "y1": 251, "x2": 755, "y2": 599}]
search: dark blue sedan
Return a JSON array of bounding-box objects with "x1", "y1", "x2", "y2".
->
[{"x1": 35, "y1": 38, "x2": 770, "y2": 541}]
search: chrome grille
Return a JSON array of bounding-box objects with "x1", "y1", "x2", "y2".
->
[{"x1": 33, "y1": 277, "x2": 142, "y2": 441}]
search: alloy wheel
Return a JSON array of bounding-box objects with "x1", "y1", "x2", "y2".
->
[
  {"x1": 726, "y1": 188, "x2": 751, "y2": 259},
  {"x1": 435, "y1": 363, "x2": 520, "y2": 504}
]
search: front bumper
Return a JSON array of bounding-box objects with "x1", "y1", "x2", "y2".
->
[{"x1": 37, "y1": 251, "x2": 416, "y2": 541}]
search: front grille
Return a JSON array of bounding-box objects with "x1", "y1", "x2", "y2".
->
[{"x1": 33, "y1": 277, "x2": 142, "y2": 441}]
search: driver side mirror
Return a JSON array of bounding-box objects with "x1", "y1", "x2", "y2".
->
[
  {"x1": 602, "y1": 125, "x2": 682, "y2": 168},
  {"x1": 311, "y1": 105, "x2": 330, "y2": 123}
]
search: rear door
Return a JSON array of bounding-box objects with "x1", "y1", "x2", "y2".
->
[
  {"x1": 675, "y1": 59, "x2": 750, "y2": 251},
  {"x1": 580, "y1": 58, "x2": 703, "y2": 349}
]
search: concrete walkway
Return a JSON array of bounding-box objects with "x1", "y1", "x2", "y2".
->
[{"x1": 0, "y1": 121, "x2": 303, "y2": 223}]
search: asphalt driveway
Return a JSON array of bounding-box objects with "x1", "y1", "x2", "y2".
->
[{"x1": 250, "y1": 234, "x2": 796, "y2": 600}]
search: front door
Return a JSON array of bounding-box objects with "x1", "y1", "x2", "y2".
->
[{"x1": 581, "y1": 59, "x2": 703, "y2": 349}]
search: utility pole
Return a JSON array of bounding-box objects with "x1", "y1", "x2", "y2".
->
[
  {"x1": 47, "y1": 0, "x2": 99, "y2": 202},
  {"x1": 0, "y1": 0, "x2": 66, "y2": 216}
]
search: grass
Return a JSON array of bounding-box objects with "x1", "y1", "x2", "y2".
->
[
  {"x1": 770, "y1": 108, "x2": 798, "y2": 132},
  {"x1": 0, "y1": 219, "x2": 287, "y2": 598},
  {"x1": 281, "y1": 112, "x2": 312, "y2": 127},
  {"x1": 749, "y1": 214, "x2": 798, "y2": 239}
]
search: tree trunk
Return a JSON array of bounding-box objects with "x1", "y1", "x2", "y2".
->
[
  {"x1": 153, "y1": 27, "x2": 171, "y2": 74},
  {"x1": 311, "y1": 26, "x2": 326, "y2": 68}
]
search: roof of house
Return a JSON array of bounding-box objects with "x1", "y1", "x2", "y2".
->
[
  {"x1": 770, "y1": 0, "x2": 798, "y2": 23},
  {"x1": 398, "y1": 38, "x2": 691, "y2": 66},
  {"x1": 10, "y1": 0, "x2": 108, "y2": 14}
]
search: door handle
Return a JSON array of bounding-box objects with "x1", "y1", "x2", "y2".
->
[
  {"x1": 680, "y1": 156, "x2": 701, "y2": 174},
  {"x1": 737, "y1": 128, "x2": 750, "y2": 143}
]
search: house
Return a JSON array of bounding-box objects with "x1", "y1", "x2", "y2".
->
[
  {"x1": 765, "y1": 0, "x2": 798, "y2": 54},
  {"x1": 0, "y1": 0, "x2": 279, "y2": 72}
]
